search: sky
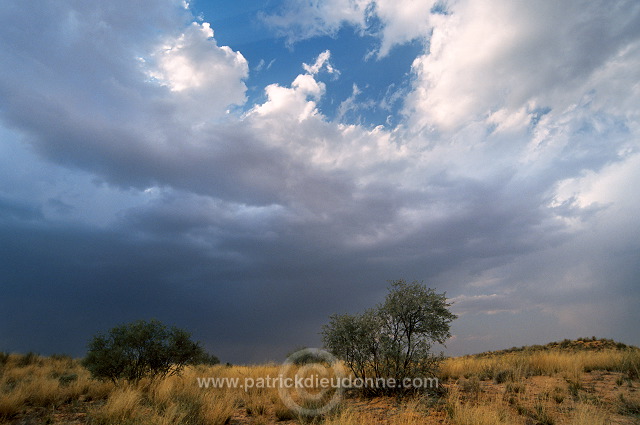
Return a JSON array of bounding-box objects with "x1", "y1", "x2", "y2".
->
[{"x1": 1, "y1": 0, "x2": 639, "y2": 364}]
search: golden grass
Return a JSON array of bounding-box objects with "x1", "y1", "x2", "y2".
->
[
  {"x1": 439, "y1": 347, "x2": 640, "y2": 380},
  {"x1": 0, "y1": 352, "x2": 113, "y2": 418},
  {"x1": 448, "y1": 403, "x2": 520, "y2": 425},
  {"x1": 87, "y1": 369, "x2": 238, "y2": 425},
  {"x1": 321, "y1": 399, "x2": 431, "y2": 425},
  {"x1": 90, "y1": 386, "x2": 142, "y2": 425},
  {"x1": 437, "y1": 348, "x2": 639, "y2": 425},
  {"x1": 199, "y1": 391, "x2": 237, "y2": 425},
  {"x1": 321, "y1": 406, "x2": 376, "y2": 424},
  {"x1": 1, "y1": 346, "x2": 639, "y2": 424},
  {"x1": 570, "y1": 403, "x2": 609, "y2": 425},
  {"x1": 445, "y1": 386, "x2": 521, "y2": 425},
  {"x1": 0, "y1": 390, "x2": 23, "y2": 419}
]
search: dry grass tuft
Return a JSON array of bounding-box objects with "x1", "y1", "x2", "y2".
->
[
  {"x1": 445, "y1": 387, "x2": 519, "y2": 424},
  {"x1": 199, "y1": 390, "x2": 236, "y2": 425},
  {"x1": 0, "y1": 391, "x2": 23, "y2": 419},
  {"x1": 90, "y1": 386, "x2": 142, "y2": 424},
  {"x1": 570, "y1": 403, "x2": 609, "y2": 425}
]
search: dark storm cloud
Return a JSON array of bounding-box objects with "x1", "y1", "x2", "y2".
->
[
  {"x1": 0, "y1": 196, "x2": 43, "y2": 221},
  {"x1": 0, "y1": 197, "x2": 411, "y2": 362}
]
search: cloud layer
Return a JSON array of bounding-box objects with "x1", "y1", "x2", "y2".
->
[{"x1": 1, "y1": 0, "x2": 639, "y2": 361}]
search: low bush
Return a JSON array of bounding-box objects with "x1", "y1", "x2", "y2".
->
[
  {"x1": 83, "y1": 319, "x2": 210, "y2": 383},
  {"x1": 494, "y1": 369, "x2": 514, "y2": 384}
]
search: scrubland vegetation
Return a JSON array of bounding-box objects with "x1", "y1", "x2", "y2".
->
[{"x1": 1, "y1": 339, "x2": 639, "y2": 424}]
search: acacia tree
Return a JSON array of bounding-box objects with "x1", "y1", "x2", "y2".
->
[
  {"x1": 321, "y1": 309, "x2": 381, "y2": 383},
  {"x1": 322, "y1": 280, "x2": 456, "y2": 394},
  {"x1": 378, "y1": 280, "x2": 456, "y2": 384},
  {"x1": 83, "y1": 319, "x2": 211, "y2": 383}
]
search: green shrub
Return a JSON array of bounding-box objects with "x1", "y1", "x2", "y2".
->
[{"x1": 83, "y1": 319, "x2": 209, "y2": 383}]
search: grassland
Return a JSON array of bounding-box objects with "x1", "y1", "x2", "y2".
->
[{"x1": 1, "y1": 339, "x2": 639, "y2": 424}]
